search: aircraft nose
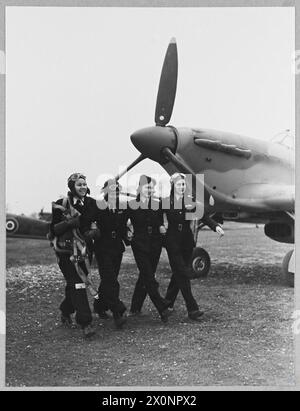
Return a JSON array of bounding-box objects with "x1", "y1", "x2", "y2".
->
[{"x1": 130, "y1": 126, "x2": 177, "y2": 163}]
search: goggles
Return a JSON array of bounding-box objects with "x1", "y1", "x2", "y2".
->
[
  {"x1": 68, "y1": 173, "x2": 86, "y2": 183},
  {"x1": 170, "y1": 173, "x2": 186, "y2": 184}
]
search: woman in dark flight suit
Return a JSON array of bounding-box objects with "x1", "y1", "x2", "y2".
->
[
  {"x1": 49, "y1": 173, "x2": 96, "y2": 338},
  {"x1": 81, "y1": 179, "x2": 127, "y2": 329},
  {"x1": 164, "y1": 173, "x2": 224, "y2": 320},
  {"x1": 165, "y1": 173, "x2": 224, "y2": 321},
  {"x1": 127, "y1": 175, "x2": 171, "y2": 323}
]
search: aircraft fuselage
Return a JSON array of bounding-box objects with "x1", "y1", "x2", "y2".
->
[{"x1": 162, "y1": 127, "x2": 294, "y2": 214}]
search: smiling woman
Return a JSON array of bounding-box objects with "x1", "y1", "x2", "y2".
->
[{"x1": 49, "y1": 173, "x2": 97, "y2": 338}]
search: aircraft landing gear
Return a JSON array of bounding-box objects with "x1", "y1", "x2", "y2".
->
[
  {"x1": 281, "y1": 249, "x2": 294, "y2": 288},
  {"x1": 189, "y1": 247, "x2": 211, "y2": 279}
]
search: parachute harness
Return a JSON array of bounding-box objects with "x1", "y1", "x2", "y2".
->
[{"x1": 53, "y1": 196, "x2": 99, "y2": 299}]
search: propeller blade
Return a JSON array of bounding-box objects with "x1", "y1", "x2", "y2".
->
[
  {"x1": 155, "y1": 38, "x2": 178, "y2": 126},
  {"x1": 114, "y1": 154, "x2": 145, "y2": 181}
]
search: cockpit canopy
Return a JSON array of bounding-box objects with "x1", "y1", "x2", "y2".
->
[{"x1": 271, "y1": 130, "x2": 294, "y2": 149}]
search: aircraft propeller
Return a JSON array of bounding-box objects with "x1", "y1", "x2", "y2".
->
[
  {"x1": 154, "y1": 37, "x2": 178, "y2": 127},
  {"x1": 114, "y1": 38, "x2": 210, "y2": 205},
  {"x1": 129, "y1": 37, "x2": 179, "y2": 163}
]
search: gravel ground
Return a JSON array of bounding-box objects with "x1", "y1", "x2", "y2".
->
[{"x1": 5, "y1": 224, "x2": 295, "y2": 387}]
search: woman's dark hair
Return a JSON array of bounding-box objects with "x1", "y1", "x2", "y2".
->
[
  {"x1": 170, "y1": 174, "x2": 186, "y2": 206},
  {"x1": 136, "y1": 175, "x2": 156, "y2": 201},
  {"x1": 101, "y1": 179, "x2": 121, "y2": 203}
]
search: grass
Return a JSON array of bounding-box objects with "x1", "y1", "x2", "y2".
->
[
  {"x1": 5, "y1": 224, "x2": 295, "y2": 387},
  {"x1": 6, "y1": 238, "x2": 56, "y2": 267}
]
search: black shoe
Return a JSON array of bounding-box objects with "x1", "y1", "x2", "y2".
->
[
  {"x1": 97, "y1": 311, "x2": 110, "y2": 320},
  {"x1": 188, "y1": 310, "x2": 204, "y2": 321},
  {"x1": 114, "y1": 316, "x2": 127, "y2": 329},
  {"x1": 160, "y1": 308, "x2": 172, "y2": 323},
  {"x1": 82, "y1": 324, "x2": 96, "y2": 339},
  {"x1": 61, "y1": 313, "x2": 72, "y2": 327}
]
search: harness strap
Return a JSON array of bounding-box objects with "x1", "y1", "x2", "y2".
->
[
  {"x1": 52, "y1": 203, "x2": 66, "y2": 212},
  {"x1": 52, "y1": 196, "x2": 69, "y2": 212},
  {"x1": 62, "y1": 196, "x2": 68, "y2": 209},
  {"x1": 71, "y1": 232, "x2": 99, "y2": 299}
]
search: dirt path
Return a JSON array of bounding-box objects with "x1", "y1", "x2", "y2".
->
[{"x1": 6, "y1": 227, "x2": 295, "y2": 387}]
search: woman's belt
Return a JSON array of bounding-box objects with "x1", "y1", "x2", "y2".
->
[
  {"x1": 135, "y1": 226, "x2": 160, "y2": 235},
  {"x1": 168, "y1": 223, "x2": 189, "y2": 232}
]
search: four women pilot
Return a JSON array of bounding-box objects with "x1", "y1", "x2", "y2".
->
[{"x1": 50, "y1": 172, "x2": 224, "y2": 334}]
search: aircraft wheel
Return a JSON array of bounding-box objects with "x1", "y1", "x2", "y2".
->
[
  {"x1": 282, "y1": 250, "x2": 294, "y2": 288},
  {"x1": 189, "y1": 247, "x2": 211, "y2": 279}
]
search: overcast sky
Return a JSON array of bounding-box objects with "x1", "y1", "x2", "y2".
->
[{"x1": 6, "y1": 6, "x2": 295, "y2": 215}]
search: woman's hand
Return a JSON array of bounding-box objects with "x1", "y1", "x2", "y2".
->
[
  {"x1": 216, "y1": 226, "x2": 224, "y2": 237},
  {"x1": 159, "y1": 225, "x2": 167, "y2": 236},
  {"x1": 127, "y1": 230, "x2": 133, "y2": 242}
]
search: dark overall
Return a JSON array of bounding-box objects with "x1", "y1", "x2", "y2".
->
[
  {"x1": 165, "y1": 201, "x2": 219, "y2": 311},
  {"x1": 50, "y1": 197, "x2": 94, "y2": 328},
  {"x1": 164, "y1": 198, "x2": 199, "y2": 313},
  {"x1": 127, "y1": 199, "x2": 169, "y2": 315},
  {"x1": 81, "y1": 199, "x2": 127, "y2": 320}
]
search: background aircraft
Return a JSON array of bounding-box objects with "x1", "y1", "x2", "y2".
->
[
  {"x1": 6, "y1": 211, "x2": 50, "y2": 240},
  {"x1": 117, "y1": 38, "x2": 295, "y2": 286}
]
